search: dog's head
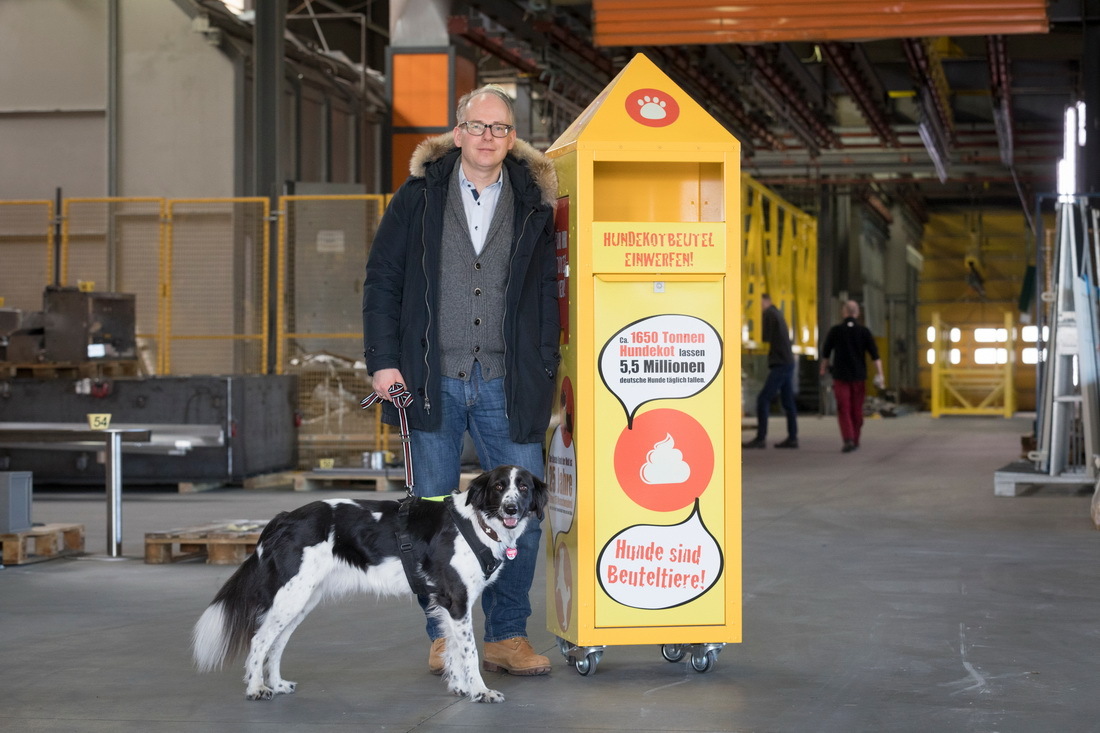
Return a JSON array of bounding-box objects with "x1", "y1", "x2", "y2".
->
[{"x1": 466, "y1": 465, "x2": 549, "y2": 529}]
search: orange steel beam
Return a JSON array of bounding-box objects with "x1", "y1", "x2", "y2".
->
[{"x1": 592, "y1": 0, "x2": 1049, "y2": 45}]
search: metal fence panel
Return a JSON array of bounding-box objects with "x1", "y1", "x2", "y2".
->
[
  {"x1": 61, "y1": 198, "x2": 165, "y2": 374},
  {"x1": 164, "y1": 198, "x2": 269, "y2": 375},
  {"x1": 277, "y1": 194, "x2": 387, "y2": 468}
]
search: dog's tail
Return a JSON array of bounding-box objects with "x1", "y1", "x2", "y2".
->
[{"x1": 192, "y1": 520, "x2": 283, "y2": 672}]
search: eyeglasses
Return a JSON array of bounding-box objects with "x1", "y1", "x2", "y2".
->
[{"x1": 460, "y1": 121, "x2": 514, "y2": 138}]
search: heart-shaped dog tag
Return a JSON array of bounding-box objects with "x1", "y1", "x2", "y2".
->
[{"x1": 505, "y1": 547, "x2": 518, "y2": 560}]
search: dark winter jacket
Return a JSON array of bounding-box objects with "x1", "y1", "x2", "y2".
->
[
  {"x1": 362, "y1": 134, "x2": 561, "y2": 443},
  {"x1": 762, "y1": 304, "x2": 794, "y2": 367}
]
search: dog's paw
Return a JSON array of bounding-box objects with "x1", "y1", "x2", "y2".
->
[
  {"x1": 272, "y1": 680, "x2": 297, "y2": 695},
  {"x1": 472, "y1": 688, "x2": 505, "y2": 704},
  {"x1": 246, "y1": 685, "x2": 274, "y2": 701}
]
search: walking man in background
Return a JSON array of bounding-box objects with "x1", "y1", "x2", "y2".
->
[
  {"x1": 363, "y1": 85, "x2": 560, "y2": 676},
  {"x1": 819, "y1": 299, "x2": 884, "y2": 453},
  {"x1": 744, "y1": 293, "x2": 799, "y2": 449}
]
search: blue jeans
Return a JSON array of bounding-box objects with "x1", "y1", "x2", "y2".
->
[
  {"x1": 755, "y1": 362, "x2": 798, "y2": 441},
  {"x1": 409, "y1": 362, "x2": 545, "y2": 643}
]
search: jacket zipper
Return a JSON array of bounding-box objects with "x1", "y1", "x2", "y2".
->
[
  {"x1": 501, "y1": 206, "x2": 537, "y2": 420},
  {"x1": 420, "y1": 189, "x2": 432, "y2": 415}
]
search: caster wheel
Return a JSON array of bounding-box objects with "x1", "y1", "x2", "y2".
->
[
  {"x1": 576, "y1": 651, "x2": 600, "y2": 676},
  {"x1": 661, "y1": 644, "x2": 686, "y2": 663},
  {"x1": 690, "y1": 649, "x2": 717, "y2": 673},
  {"x1": 557, "y1": 637, "x2": 572, "y2": 660}
]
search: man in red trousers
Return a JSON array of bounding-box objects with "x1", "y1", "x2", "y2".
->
[{"x1": 819, "y1": 300, "x2": 884, "y2": 453}]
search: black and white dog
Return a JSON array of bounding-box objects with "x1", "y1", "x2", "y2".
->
[{"x1": 191, "y1": 465, "x2": 548, "y2": 704}]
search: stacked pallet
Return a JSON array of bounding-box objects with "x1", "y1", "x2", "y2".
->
[
  {"x1": 0, "y1": 523, "x2": 85, "y2": 565},
  {"x1": 144, "y1": 521, "x2": 267, "y2": 565}
]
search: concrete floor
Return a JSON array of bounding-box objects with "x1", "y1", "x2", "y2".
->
[{"x1": 3, "y1": 412, "x2": 1099, "y2": 733}]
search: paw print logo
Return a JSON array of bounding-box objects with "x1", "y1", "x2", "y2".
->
[
  {"x1": 638, "y1": 95, "x2": 667, "y2": 120},
  {"x1": 626, "y1": 88, "x2": 680, "y2": 127}
]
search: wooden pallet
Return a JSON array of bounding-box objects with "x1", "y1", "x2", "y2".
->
[
  {"x1": 293, "y1": 468, "x2": 407, "y2": 492},
  {"x1": 0, "y1": 360, "x2": 140, "y2": 380},
  {"x1": 144, "y1": 521, "x2": 267, "y2": 565},
  {"x1": 294, "y1": 469, "x2": 482, "y2": 493},
  {"x1": 0, "y1": 523, "x2": 85, "y2": 565}
]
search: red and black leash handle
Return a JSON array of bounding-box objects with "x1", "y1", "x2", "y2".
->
[{"x1": 360, "y1": 383, "x2": 415, "y2": 494}]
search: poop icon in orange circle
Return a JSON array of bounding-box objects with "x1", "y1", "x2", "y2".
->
[{"x1": 614, "y1": 408, "x2": 713, "y2": 512}]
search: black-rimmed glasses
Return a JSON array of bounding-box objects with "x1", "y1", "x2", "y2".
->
[{"x1": 460, "y1": 121, "x2": 514, "y2": 138}]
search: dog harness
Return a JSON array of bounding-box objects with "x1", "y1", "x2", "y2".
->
[
  {"x1": 391, "y1": 495, "x2": 503, "y2": 597},
  {"x1": 444, "y1": 494, "x2": 503, "y2": 579},
  {"x1": 362, "y1": 383, "x2": 503, "y2": 595}
]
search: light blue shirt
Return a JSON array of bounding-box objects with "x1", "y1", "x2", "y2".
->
[{"x1": 458, "y1": 165, "x2": 503, "y2": 255}]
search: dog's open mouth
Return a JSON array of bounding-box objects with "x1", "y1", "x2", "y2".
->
[{"x1": 502, "y1": 516, "x2": 519, "y2": 528}]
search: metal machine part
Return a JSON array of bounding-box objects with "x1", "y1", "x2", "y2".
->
[
  {"x1": 1, "y1": 287, "x2": 136, "y2": 364},
  {"x1": 0, "y1": 375, "x2": 297, "y2": 485}
]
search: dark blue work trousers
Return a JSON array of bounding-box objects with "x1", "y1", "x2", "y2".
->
[{"x1": 754, "y1": 362, "x2": 798, "y2": 441}]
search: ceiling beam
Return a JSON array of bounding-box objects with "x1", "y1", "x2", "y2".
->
[{"x1": 820, "y1": 42, "x2": 899, "y2": 147}]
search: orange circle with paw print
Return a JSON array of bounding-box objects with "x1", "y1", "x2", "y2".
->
[{"x1": 625, "y1": 88, "x2": 680, "y2": 127}]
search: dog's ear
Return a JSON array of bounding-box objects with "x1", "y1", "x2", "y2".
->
[
  {"x1": 530, "y1": 473, "x2": 549, "y2": 521},
  {"x1": 465, "y1": 470, "x2": 493, "y2": 507}
]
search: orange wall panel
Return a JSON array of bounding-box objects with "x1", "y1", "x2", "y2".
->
[{"x1": 391, "y1": 54, "x2": 451, "y2": 128}]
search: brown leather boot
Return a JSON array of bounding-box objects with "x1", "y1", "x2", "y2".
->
[
  {"x1": 482, "y1": 637, "x2": 551, "y2": 675},
  {"x1": 428, "y1": 638, "x2": 446, "y2": 675}
]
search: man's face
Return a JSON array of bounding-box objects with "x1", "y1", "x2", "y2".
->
[{"x1": 454, "y1": 93, "x2": 516, "y2": 176}]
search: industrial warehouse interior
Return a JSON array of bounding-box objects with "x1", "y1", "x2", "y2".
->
[{"x1": 2, "y1": 1, "x2": 1099, "y2": 731}]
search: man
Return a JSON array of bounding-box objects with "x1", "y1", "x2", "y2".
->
[
  {"x1": 819, "y1": 300, "x2": 884, "y2": 453},
  {"x1": 362, "y1": 85, "x2": 560, "y2": 676},
  {"x1": 744, "y1": 293, "x2": 799, "y2": 449}
]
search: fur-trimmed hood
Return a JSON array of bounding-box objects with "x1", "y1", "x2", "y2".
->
[{"x1": 409, "y1": 133, "x2": 558, "y2": 208}]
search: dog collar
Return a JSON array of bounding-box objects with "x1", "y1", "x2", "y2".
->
[
  {"x1": 444, "y1": 496, "x2": 502, "y2": 579},
  {"x1": 472, "y1": 505, "x2": 520, "y2": 561},
  {"x1": 474, "y1": 511, "x2": 500, "y2": 543}
]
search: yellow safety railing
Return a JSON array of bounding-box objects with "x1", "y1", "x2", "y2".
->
[
  {"x1": 275, "y1": 194, "x2": 391, "y2": 468},
  {"x1": 60, "y1": 198, "x2": 166, "y2": 374},
  {"x1": 162, "y1": 198, "x2": 270, "y2": 375},
  {"x1": 274, "y1": 194, "x2": 385, "y2": 369},
  {"x1": 930, "y1": 311, "x2": 1016, "y2": 417},
  {"x1": 741, "y1": 175, "x2": 818, "y2": 356}
]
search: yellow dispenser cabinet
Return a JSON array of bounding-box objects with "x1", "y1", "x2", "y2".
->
[{"x1": 544, "y1": 53, "x2": 741, "y2": 675}]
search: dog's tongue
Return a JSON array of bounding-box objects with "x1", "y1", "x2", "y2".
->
[{"x1": 504, "y1": 517, "x2": 519, "y2": 528}]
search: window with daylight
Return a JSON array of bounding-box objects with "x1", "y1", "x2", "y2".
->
[
  {"x1": 974, "y1": 328, "x2": 1008, "y2": 343},
  {"x1": 974, "y1": 348, "x2": 1009, "y2": 365}
]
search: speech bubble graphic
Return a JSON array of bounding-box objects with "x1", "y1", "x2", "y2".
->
[
  {"x1": 596, "y1": 500, "x2": 723, "y2": 610},
  {"x1": 598, "y1": 314, "x2": 722, "y2": 427},
  {"x1": 546, "y1": 424, "x2": 577, "y2": 539}
]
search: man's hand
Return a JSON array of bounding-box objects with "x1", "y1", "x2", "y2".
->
[
  {"x1": 873, "y1": 374, "x2": 885, "y2": 389},
  {"x1": 371, "y1": 368, "x2": 406, "y2": 401}
]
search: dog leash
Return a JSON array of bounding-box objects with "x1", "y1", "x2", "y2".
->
[
  {"x1": 361, "y1": 382, "x2": 435, "y2": 594},
  {"x1": 359, "y1": 382, "x2": 415, "y2": 494}
]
